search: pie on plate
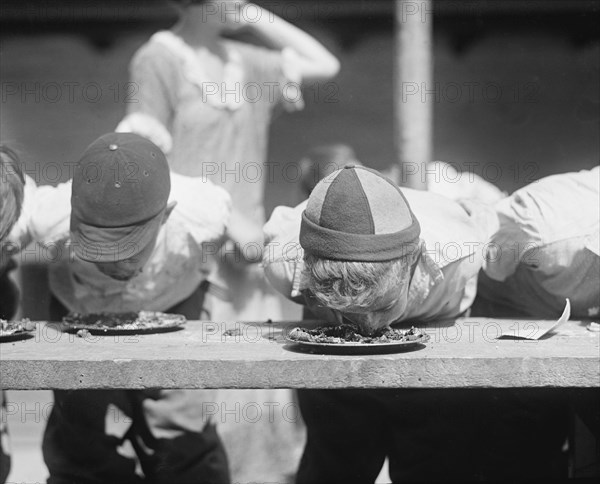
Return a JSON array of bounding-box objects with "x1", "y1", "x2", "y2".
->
[
  {"x1": 0, "y1": 318, "x2": 35, "y2": 342},
  {"x1": 286, "y1": 324, "x2": 430, "y2": 354},
  {"x1": 62, "y1": 311, "x2": 186, "y2": 335}
]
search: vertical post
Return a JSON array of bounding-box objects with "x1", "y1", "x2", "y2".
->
[{"x1": 394, "y1": 0, "x2": 433, "y2": 190}]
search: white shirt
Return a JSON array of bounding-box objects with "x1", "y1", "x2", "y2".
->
[
  {"x1": 4, "y1": 174, "x2": 37, "y2": 254},
  {"x1": 483, "y1": 166, "x2": 600, "y2": 318},
  {"x1": 263, "y1": 188, "x2": 498, "y2": 324},
  {"x1": 25, "y1": 173, "x2": 231, "y2": 313}
]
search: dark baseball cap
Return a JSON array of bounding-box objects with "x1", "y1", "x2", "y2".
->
[{"x1": 70, "y1": 132, "x2": 171, "y2": 263}]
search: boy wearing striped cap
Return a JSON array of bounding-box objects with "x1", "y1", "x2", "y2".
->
[
  {"x1": 263, "y1": 165, "x2": 566, "y2": 482},
  {"x1": 265, "y1": 165, "x2": 492, "y2": 336}
]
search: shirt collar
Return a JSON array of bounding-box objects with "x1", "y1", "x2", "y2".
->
[{"x1": 404, "y1": 243, "x2": 444, "y2": 311}]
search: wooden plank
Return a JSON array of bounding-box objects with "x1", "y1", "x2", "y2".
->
[
  {"x1": 395, "y1": 0, "x2": 433, "y2": 190},
  {"x1": 1, "y1": 319, "x2": 598, "y2": 390}
]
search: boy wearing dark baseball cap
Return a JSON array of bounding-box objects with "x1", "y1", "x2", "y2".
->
[
  {"x1": 69, "y1": 131, "x2": 172, "y2": 280},
  {"x1": 23, "y1": 133, "x2": 231, "y2": 483}
]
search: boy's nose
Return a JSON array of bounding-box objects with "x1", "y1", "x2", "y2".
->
[{"x1": 357, "y1": 317, "x2": 385, "y2": 336}]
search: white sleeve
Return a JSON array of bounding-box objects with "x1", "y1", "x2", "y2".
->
[
  {"x1": 483, "y1": 192, "x2": 540, "y2": 282},
  {"x1": 484, "y1": 167, "x2": 600, "y2": 281},
  {"x1": 115, "y1": 112, "x2": 173, "y2": 155},
  {"x1": 169, "y1": 173, "x2": 231, "y2": 245},
  {"x1": 23, "y1": 180, "x2": 71, "y2": 246},
  {"x1": 441, "y1": 257, "x2": 482, "y2": 318},
  {"x1": 7, "y1": 174, "x2": 37, "y2": 249},
  {"x1": 279, "y1": 48, "x2": 305, "y2": 112},
  {"x1": 262, "y1": 201, "x2": 307, "y2": 300}
]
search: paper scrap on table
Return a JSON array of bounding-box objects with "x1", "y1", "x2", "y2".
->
[{"x1": 497, "y1": 298, "x2": 571, "y2": 340}]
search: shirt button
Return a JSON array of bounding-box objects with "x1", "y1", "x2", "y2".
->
[{"x1": 109, "y1": 144, "x2": 118, "y2": 151}]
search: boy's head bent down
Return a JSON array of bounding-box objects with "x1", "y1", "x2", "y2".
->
[
  {"x1": 0, "y1": 146, "x2": 25, "y2": 243},
  {"x1": 71, "y1": 132, "x2": 172, "y2": 280},
  {"x1": 299, "y1": 166, "x2": 422, "y2": 334}
]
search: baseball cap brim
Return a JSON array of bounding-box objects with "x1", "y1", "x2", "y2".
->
[{"x1": 70, "y1": 209, "x2": 164, "y2": 263}]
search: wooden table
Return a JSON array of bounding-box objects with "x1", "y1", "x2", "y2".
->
[{"x1": 1, "y1": 318, "x2": 598, "y2": 390}]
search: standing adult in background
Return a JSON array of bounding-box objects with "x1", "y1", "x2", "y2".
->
[
  {"x1": 118, "y1": 1, "x2": 340, "y2": 482},
  {"x1": 121, "y1": 0, "x2": 339, "y2": 326}
]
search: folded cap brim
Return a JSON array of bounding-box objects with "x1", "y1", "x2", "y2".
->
[
  {"x1": 300, "y1": 211, "x2": 421, "y2": 262},
  {"x1": 70, "y1": 210, "x2": 164, "y2": 263}
]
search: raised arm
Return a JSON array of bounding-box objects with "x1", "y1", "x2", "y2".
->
[{"x1": 235, "y1": 3, "x2": 340, "y2": 82}]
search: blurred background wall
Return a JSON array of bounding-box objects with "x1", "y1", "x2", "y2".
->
[
  {"x1": 2, "y1": 0, "x2": 599, "y2": 318},
  {"x1": 2, "y1": 1, "x2": 599, "y2": 202}
]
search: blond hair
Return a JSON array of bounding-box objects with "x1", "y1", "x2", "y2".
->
[
  {"x1": 303, "y1": 252, "x2": 415, "y2": 311},
  {"x1": 0, "y1": 146, "x2": 25, "y2": 242}
]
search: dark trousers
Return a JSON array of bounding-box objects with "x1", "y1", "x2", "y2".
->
[
  {"x1": 0, "y1": 259, "x2": 19, "y2": 320},
  {"x1": 44, "y1": 390, "x2": 229, "y2": 484},
  {"x1": 43, "y1": 283, "x2": 230, "y2": 484},
  {"x1": 0, "y1": 260, "x2": 19, "y2": 484},
  {"x1": 296, "y1": 388, "x2": 568, "y2": 483},
  {"x1": 297, "y1": 307, "x2": 569, "y2": 483},
  {"x1": 0, "y1": 392, "x2": 9, "y2": 484}
]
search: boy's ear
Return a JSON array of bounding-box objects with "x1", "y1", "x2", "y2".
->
[{"x1": 161, "y1": 201, "x2": 177, "y2": 224}]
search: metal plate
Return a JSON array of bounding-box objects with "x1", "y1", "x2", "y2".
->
[
  {"x1": 0, "y1": 329, "x2": 35, "y2": 343},
  {"x1": 0, "y1": 320, "x2": 36, "y2": 343},
  {"x1": 61, "y1": 320, "x2": 186, "y2": 336},
  {"x1": 285, "y1": 332, "x2": 430, "y2": 354}
]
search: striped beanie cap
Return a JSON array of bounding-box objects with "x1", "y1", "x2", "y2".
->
[{"x1": 299, "y1": 166, "x2": 421, "y2": 261}]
